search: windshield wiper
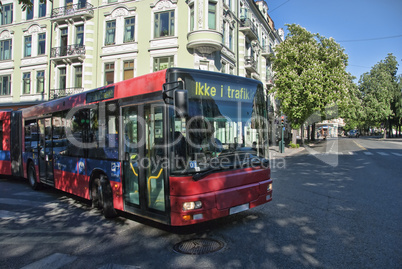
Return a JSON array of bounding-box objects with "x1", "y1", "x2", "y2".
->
[{"x1": 192, "y1": 167, "x2": 223, "y2": 181}]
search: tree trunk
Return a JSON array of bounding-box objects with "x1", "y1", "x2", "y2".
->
[
  {"x1": 383, "y1": 122, "x2": 387, "y2": 139},
  {"x1": 300, "y1": 124, "x2": 305, "y2": 145},
  {"x1": 292, "y1": 129, "x2": 297, "y2": 145},
  {"x1": 311, "y1": 123, "x2": 316, "y2": 141}
]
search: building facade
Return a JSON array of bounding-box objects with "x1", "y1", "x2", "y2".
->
[{"x1": 0, "y1": 0, "x2": 283, "y2": 141}]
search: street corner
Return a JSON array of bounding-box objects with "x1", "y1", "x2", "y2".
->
[{"x1": 269, "y1": 144, "x2": 305, "y2": 160}]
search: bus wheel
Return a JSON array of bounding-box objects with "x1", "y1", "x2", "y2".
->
[
  {"x1": 92, "y1": 175, "x2": 117, "y2": 218},
  {"x1": 28, "y1": 162, "x2": 40, "y2": 190}
]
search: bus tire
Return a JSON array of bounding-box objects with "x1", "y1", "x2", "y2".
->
[
  {"x1": 92, "y1": 175, "x2": 117, "y2": 218},
  {"x1": 28, "y1": 162, "x2": 40, "y2": 190}
]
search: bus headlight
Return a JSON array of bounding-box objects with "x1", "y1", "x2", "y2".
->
[{"x1": 182, "y1": 201, "x2": 202, "y2": 211}]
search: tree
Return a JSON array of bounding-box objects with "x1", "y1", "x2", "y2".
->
[
  {"x1": 0, "y1": 0, "x2": 46, "y2": 12},
  {"x1": 271, "y1": 24, "x2": 357, "y2": 143},
  {"x1": 358, "y1": 54, "x2": 399, "y2": 138}
]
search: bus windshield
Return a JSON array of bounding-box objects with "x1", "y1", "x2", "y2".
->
[{"x1": 171, "y1": 72, "x2": 269, "y2": 175}]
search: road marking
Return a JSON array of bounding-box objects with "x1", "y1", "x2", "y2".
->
[
  {"x1": 391, "y1": 152, "x2": 402, "y2": 157},
  {"x1": 348, "y1": 152, "x2": 354, "y2": 155},
  {"x1": 20, "y1": 253, "x2": 77, "y2": 269},
  {"x1": 377, "y1": 152, "x2": 389, "y2": 156},
  {"x1": 364, "y1": 152, "x2": 374, "y2": 155},
  {"x1": 353, "y1": 140, "x2": 367, "y2": 150}
]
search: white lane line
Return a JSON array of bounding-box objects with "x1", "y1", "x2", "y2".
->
[{"x1": 377, "y1": 152, "x2": 389, "y2": 156}]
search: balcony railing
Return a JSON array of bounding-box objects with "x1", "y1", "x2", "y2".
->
[
  {"x1": 261, "y1": 45, "x2": 274, "y2": 57},
  {"x1": 50, "y1": 87, "x2": 84, "y2": 100},
  {"x1": 245, "y1": 56, "x2": 257, "y2": 72},
  {"x1": 51, "y1": 2, "x2": 94, "y2": 19},
  {"x1": 240, "y1": 18, "x2": 258, "y2": 40},
  {"x1": 51, "y1": 44, "x2": 86, "y2": 58}
]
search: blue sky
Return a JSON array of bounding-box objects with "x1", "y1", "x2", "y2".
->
[{"x1": 266, "y1": 0, "x2": 402, "y2": 81}]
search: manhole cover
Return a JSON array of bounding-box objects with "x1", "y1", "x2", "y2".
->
[{"x1": 173, "y1": 238, "x2": 224, "y2": 255}]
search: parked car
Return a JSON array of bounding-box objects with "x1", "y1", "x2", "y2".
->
[{"x1": 348, "y1": 130, "x2": 360, "y2": 138}]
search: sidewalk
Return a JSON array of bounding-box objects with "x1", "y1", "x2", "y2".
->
[{"x1": 269, "y1": 144, "x2": 305, "y2": 159}]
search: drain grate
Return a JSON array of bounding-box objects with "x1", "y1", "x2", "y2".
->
[{"x1": 173, "y1": 238, "x2": 225, "y2": 255}]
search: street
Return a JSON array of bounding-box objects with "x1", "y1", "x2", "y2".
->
[{"x1": 0, "y1": 137, "x2": 401, "y2": 269}]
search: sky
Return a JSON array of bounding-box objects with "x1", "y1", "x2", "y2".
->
[{"x1": 266, "y1": 0, "x2": 402, "y2": 81}]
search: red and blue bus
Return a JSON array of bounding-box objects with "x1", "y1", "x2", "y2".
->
[{"x1": 1, "y1": 68, "x2": 272, "y2": 226}]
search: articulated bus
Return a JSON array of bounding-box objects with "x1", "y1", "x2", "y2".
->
[{"x1": 0, "y1": 68, "x2": 272, "y2": 226}]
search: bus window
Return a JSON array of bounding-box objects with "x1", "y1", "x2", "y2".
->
[
  {"x1": 65, "y1": 109, "x2": 87, "y2": 157},
  {"x1": 145, "y1": 104, "x2": 165, "y2": 212},
  {"x1": 105, "y1": 102, "x2": 119, "y2": 160},
  {"x1": 52, "y1": 112, "x2": 67, "y2": 155},
  {"x1": 122, "y1": 106, "x2": 139, "y2": 206},
  {"x1": 24, "y1": 120, "x2": 38, "y2": 153},
  {"x1": 87, "y1": 102, "x2": 119, "y2": 160}
]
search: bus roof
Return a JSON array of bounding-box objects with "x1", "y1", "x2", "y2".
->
[{"x1": 21, "y1": 69, "x2": 168, "y2": 118}]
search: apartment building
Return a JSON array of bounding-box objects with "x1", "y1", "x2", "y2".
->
[{"x1": 0, "y1": 0, "x2": 283, "y2": 138}]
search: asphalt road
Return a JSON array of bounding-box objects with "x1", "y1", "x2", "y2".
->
[{"x1": 0, "y1": 137, "x2": 401, "y2": 269}]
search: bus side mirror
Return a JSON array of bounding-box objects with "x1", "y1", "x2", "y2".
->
[{"x1": 174, "y1": 90, "x2": 188, "y2": 117}]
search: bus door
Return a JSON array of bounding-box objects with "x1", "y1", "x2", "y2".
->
[
  {"x1": 122, "y1": 103, "x2": 167, "y2": 220},
  {"x1": 38, "y1": 117, "x2": 54, "y2": 185}
]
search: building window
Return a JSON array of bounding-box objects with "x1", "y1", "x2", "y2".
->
[
  {"x1": 108, "y1": 0, "x2": 118, "y2": 3},
  {"x1": 229, "y1": 28, "x2": 233, "y2": 50},
  {"x1": 59, "y1": 67, "x2": 66, "y2": 89},
  {"x1": 105, "y1": 21, "x2": 116, "y2": 45},
  {"x1": 76, "y1": 25, "x2": 84, "y2": 46},
  {"x1": 124, "y1": 17, "x2": 135, "y2": 43},
  {"x1": 75, "y1": 66, "x2": 82, "y2": 88},
  {"x1": 0, "y1": 75, "x2": 11, "y2": 96},
  {"x1": 24, "y1": 36, "x2": 32, "y2": 57},
  {"x1": 39, "y1": 1, "x2": 46, "y2": 17},
  {"x1": 105, "y1": 63, "x2": 114, "y2": 85},
  {"x1": 208, "y1": 2, "x2": 216, "y2": 30},
  {"x1": 222, "y1": 62, "x2": 226, "y2": 73},
  {"x1": 0, "y1": 40, "x2": 12, "y2": 61},
  {"x1": 123, "y1": 60, "x2": 134, "y2": 80},
  {"x1": 154, "y1": 56, "x2": 173, "y2": 72},
  {"x1": 0, "y1": 4, "x2": 13, "y2": 25},
  {"x1": 26, "y1": 2, "x2": 34, "y2": 20},
  {"x1": 38, "y1": 33, "x2": 46, "y2": 55},
  {"x1": 23, "y1": 73, "x2": 31, "y2": 94},
  {"x1": 189, "y1": 4, "x2": 194, "y2": 31},
  {"x1": 37, "y1": 71, "x2": 44, "y2": 93},
  {"x1": 154, "y1": 11, "x2": 174, "y2": 38}
]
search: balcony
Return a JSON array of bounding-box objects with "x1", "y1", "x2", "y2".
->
[
  {"x1": 50, "y1": 87, "x2": 84, "y2": 100},
  {"x1": 51, "y1": 2, "x2": 94, "y2": 23},
  {"x1": 50, "y1": 44, "x2": 86, "y2": 64},
  {"x1": 244, "y1": 56, "x2": 258, "y2": 74},
  {"x1": 261, "y1": 45, "x2": 274, "y2": 58},
  {"x1": 240, "y1": 18, "x2": 258, "y2": 41},
  {"x1": 187, "y1": 30, "x2": 223, "y2": 56}
]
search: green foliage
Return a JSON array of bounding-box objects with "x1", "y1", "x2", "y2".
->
[
  {"x1": 358, "y1": 54, "x2": 399, "y2": 129},
  {"x1": 288, "y1": 142, "x2": 300, "y2": 148},
  {"x1": 271, "y1": 24, "x2": 358, "y2": 129},
  {"x1": 0, "y1": 0, "x2": 47, "y2": 12}
]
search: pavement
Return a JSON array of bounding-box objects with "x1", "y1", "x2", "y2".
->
[{"x1": 269, "y1": 143, "x2": 305, "y2": 159}]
